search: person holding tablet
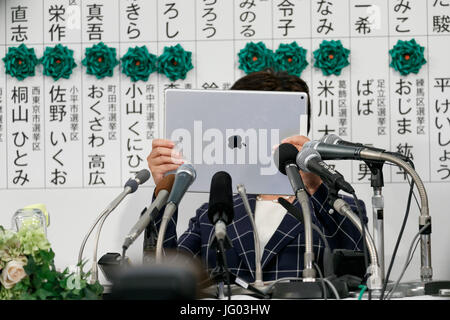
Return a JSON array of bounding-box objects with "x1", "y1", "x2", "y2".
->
[{"x1": 146, "y1": 69, "x2": 367, "y2": 283}]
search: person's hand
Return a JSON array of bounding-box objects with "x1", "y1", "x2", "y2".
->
[
  {"x1": 147, "y1": 139, "x2": 184, "y2": 185},
  {"x1": 281, "y1": 135, "x2": 323, "y2": 195}
]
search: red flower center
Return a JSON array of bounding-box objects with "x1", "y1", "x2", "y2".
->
[
  {"x1": 172, "y1": 59, "x2": 178, "y2": 66},
  {"x1": 252, "y1": 56, "x2": 258, "y2": 62},
  {"x1": 287, "y1": 57, "x2": 293, "y2": 63},
  {"x1": 328, "y1": 54, "x2": 334, "y2": 60},
  {"x1": 18, "y1": 59, "x2": 22, "y2": 65},
  {"x1": 56, "y1": 59, "x2": 61, "y2": 64},
  {"x1": 135, "y1": 60, "x2": 140, "y2": 66},
  {"x1": 404, "y1": 54, "x2": 411, "y2": 61},
  {"x1": 98, "y1": 57, "x2": 103, "y2": 63}
]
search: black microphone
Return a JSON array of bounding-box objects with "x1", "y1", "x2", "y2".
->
[
  {"x1": 207, "y1": 171, "x2": 235, "y2": 299},
  {"x1": 296, "y1": 147, "x2": 355, "y2": 194},
  {"x1": 273, "y1": 143, "x2": 305, "y2": 193},
  {"x1": 208, "y1": 171, "x2": 234, "y2": 242}
]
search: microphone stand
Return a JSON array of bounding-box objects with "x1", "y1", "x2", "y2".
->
[
  {"x1": 143, "y1": 221, "x2": 159, "y2": 264},
  {"x1": 365, "y1": 160, "x2": 386, "y2": 281},
  {"x1": 236, "y1": 184, "x2": 264, "y2": 287},
  {"x1": 209, "y1": 230, "x2": 233, "y2": 299},
  {"x1": 270, "y1": 163, "x2": 328, "y2": 299},
  {"x1": 77, "y1": 186, "x2": 132, "y2": 280},
  {"x1": 285, "y1": 163, "x2": 316, "y2": 281},
  {"x1": 361, "y1": 150, "x2": 432, "y2": 296},
  {"x1": 327, "y1": 188, "x2": 383, "y2": 295},
  {"x1": 155, "y1": 202, "x2": 177, "y2": 263}
]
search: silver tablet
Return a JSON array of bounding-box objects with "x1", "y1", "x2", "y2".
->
[{"x1": 164, "y1": 89, "x2": 308, "y2": 195}]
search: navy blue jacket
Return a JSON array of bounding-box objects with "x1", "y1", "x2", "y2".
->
[{"x1": 151, "y1": 183, "x2": 367, "y2": 283}]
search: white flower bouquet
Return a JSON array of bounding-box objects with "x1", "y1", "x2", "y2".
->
[{"x1": 0, "y1": 224, "x2": 103, "y2": 300}]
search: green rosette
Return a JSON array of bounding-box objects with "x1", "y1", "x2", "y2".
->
[
  {"x1": 313, "y1": 40, "x2": 350, "y2": 76},
  {"x1": 121, "y1": 46, "x2": 157, "y2": 82},
  {"x1": 274, "y1": 42, "x2": 308, "y2": 77},
  {"x1": 389, "y1": 39, "x2": 427, "y2": 76},
  {"x1": 2, "y1": 44, "x2": 39, "y2": 81},
  {"x1": 81, "y1": 42, "x2": 119, "y2": 79},
  {"x1": 40, "y1": 44, "x2": 77, "y2": 81},
  {"x1": 157, "y1": 44, "x2": 193, "y2": 82},
  {"x1": 238, "y1": 42, "x2": 274, "y2": 74}
]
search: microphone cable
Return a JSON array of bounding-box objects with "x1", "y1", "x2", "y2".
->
[
  {"x1": 385, "y1": 222, "x2": 431, "y2": 300},
  {"x1": 314, "y1": 262, "x2": 328, "y2": 300},
  {"x1": 379, "y1": 159, "x2": 417, "y2": 300}
]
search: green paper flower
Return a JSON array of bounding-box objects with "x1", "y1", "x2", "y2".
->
[
  {"x1": 157, "y1": 44, "x2": 193, "y2": 82},
  {"x1": 16, "y1": 224, "x2": 51, "y2": 257},
  {"x1": 238, "y1": 42, "x2": 274, "y2": 74},
  {"x1": 40, "y1": 44, "x2": 77, "y2": 81},
  {"x1": 274, "y1": 42, "x2": 308, "y2": 77},
  {"x1": 313, "y1": 40, "x2": 350, "y2": 76},
  {"x1": 82, "y1": 42, "x2": 119, "y2": 79},
  {"x1": 389, "y1": 39, "x2": 427, "y2": 76},
  {"x1": 121, "y1": 46, "x2": 157, "y2": 82},
  {"x1": 2, "y1": 44, "x2": 38, "y2": 81}
]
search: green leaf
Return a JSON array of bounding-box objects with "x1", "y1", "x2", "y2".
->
[{"x1": 36, "y1": 288, "x2": 52, "y2": 300}]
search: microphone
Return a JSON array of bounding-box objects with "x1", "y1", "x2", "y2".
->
[
  {"x1": 310, "y1": 139, "x2": 433, "y2": 284},
  {"x1": 273, "y1": 143, "x2": 305, "y2": 193},
  {"x1": 273, "y1": 143, "x2": 316, "y2": 280},
  {"x1": 208, "y1": 171, "x2": 234, "y2": 242},
  {"x1": 321, "y1": 134, "x2": 385, "y2": 152},
  {"x1": 122, "y1": 174, "x2": 175, "y2": 251},
  {"x1": 166, "y1": 164, "x2": 197, "y2": 206},
  {"x1": 296, "y1": 147, "x2": 355, "y2": 194},
  {"x1": 156, "y1": 164, "x2": 196, "y2": 263},
  {"x1": 77, "y1": 169, "x2": 151, "y2": 282},
  {"x1": 124, "y1": 169, "x2": 152, "y2": 193},
  {"x1": 313, "y1": 135, "x2": 409, "y2": 162},
  {"x1": 207, "y1": 171, "x2": 234, "y2": 300}
]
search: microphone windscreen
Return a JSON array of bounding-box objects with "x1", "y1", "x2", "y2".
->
[
  {"x1": 320, "y1": 134, "x2": 341, "y2": 145},
  {"x1": 303, "y1": 140, "x2": 317, "y2": 149},
  {"x1": 296, "y1": 147, "x2": 321, "y2": 172},
  {"x1": 208, "y1": 171, "x2": 234, "y2": 225},
  {"x1": 167, "y1": 164, "x2": 197, "y2": 205},
  {"x1": 136, "y1": 169, "x2": 151, "y2": 185},
  {"x1": 155, "y1": 174, "x2": 175, "y2": 197},
  {"x1": 273, "y1": 143, "x2": 299, "y2": 175}
]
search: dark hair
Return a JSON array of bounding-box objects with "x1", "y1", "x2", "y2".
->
[{"x1": 231, "y1": 69, "x2": 311, "y2": 133}]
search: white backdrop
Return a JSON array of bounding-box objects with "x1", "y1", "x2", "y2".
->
[{"x1": 1, "y1": 0, "x2": 450, "y2": 285}]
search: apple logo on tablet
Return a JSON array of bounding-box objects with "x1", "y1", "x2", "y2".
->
[{"x1": 228, "y1": 135, "x2": 246, "y2": 149}]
